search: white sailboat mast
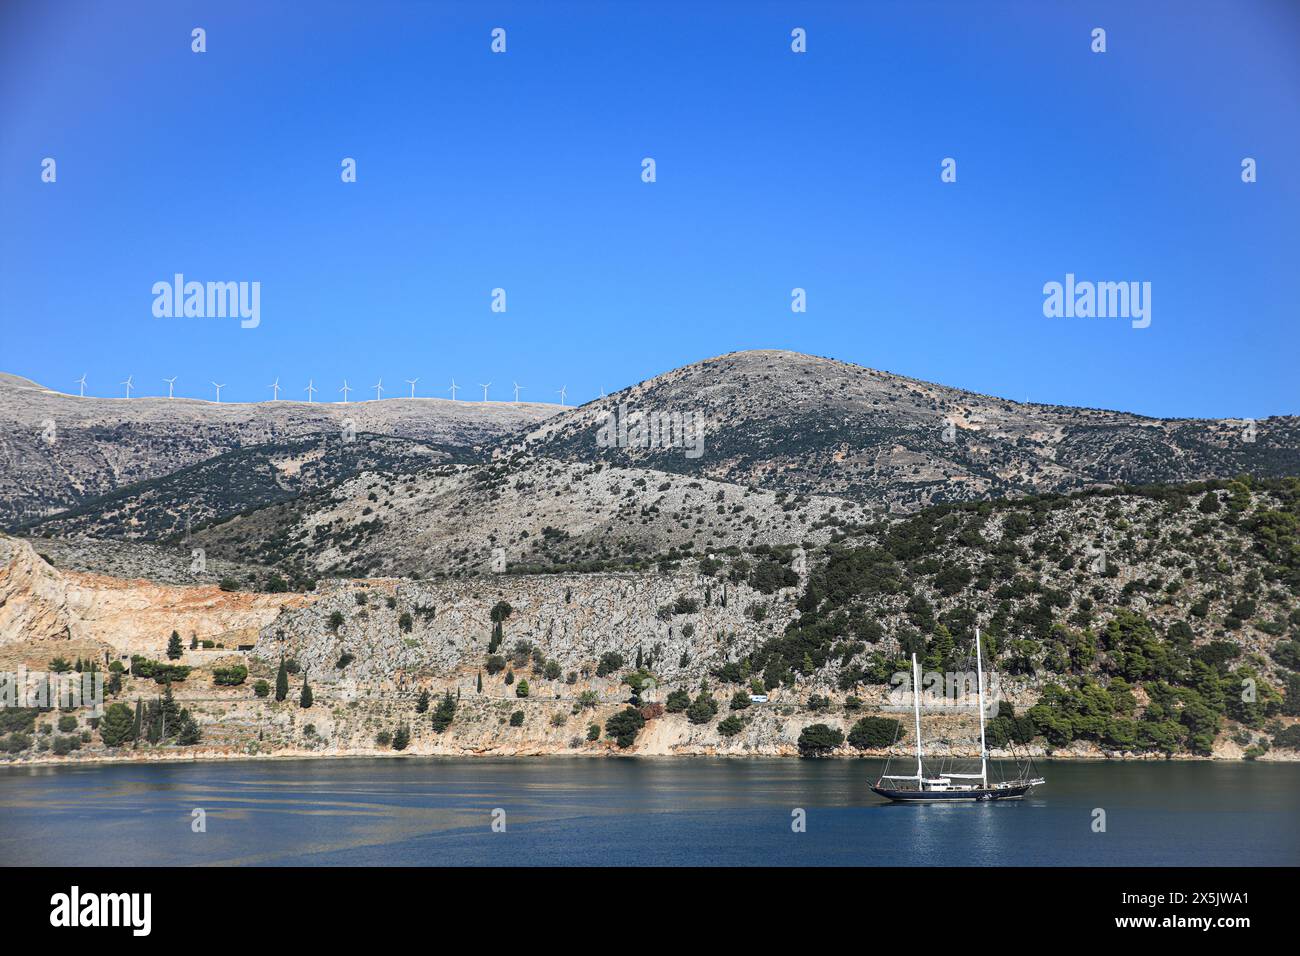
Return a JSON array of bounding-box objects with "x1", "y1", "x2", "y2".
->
[
  {"x1": 976, "y1": 627, "x2": 988, "y2": 788},
  {"x1": 911, "y1": 652, "x2": 924, "y2": 782}
]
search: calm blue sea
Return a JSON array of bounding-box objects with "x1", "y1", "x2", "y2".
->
[{"x1": 1, "y1": 758, "x2": 1296, "y2": 866}]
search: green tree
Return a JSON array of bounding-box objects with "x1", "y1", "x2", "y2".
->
[
  {"x1": 176, "y1": 710, "x2": 201, "y2": 745},
  {"x1": 665, "y1": 689, "x2": 691, "y2": 713},
  {"x1": 718, "y1": 715, "x2": 744, "y2": 737},
  {"x1": 415, "y1": 689, "x2": 431, "y2": 713},
  {"x1": 253, "y1": 680, "x2": 270, "y2": 698},
  {"x1": 516, "y1": 679, "x2": 530, "y2": 699},
  {"x1": 99, "y1": 702, "x2": 135, "y2": 747},
  {"x1": 797, "y1": 723, "x2": 844, "y2": 757},
  {"x1": 299, "y1": 676, "x2": 313, "y2": 709},
  {"x1": 686, "y1": 692, "x2": 718, "y2": 725},
  {"x1": 605, "y1": 708, "x2": 646, "y2": 748},
  {"x1": 392, "y1": 724, "x2": 410, "y2": 751},
  {"x1": 431, "y1": 691, "x2": 457, "y2": 733},
  {"x1": 847, "y1": 716, "x2": 900, "y2": 750},
  {"x1": 166, "y1": 631, "x2": 183, "y2": 660},
  {"x1": 275, "y1": 659, "x2": 289, "y2": 702}
]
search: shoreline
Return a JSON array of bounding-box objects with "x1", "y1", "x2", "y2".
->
[{"x1": 4, "y1": 747, "x2": 1295, "y2": 770}]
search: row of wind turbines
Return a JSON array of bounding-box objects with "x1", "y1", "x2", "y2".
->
[{"x1": 77, "y1": 375, "x2": 569, "y2": 405}]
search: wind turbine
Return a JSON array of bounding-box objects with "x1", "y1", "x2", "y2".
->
[
  {"x1": 339, "y1": 380, "x2": 351, "y2": 403},
  {"x1": 268, "y1": 378, "x2": 281, "y2": 401},
  {"x1": 556, "y1": 385, "x2": 567, "y2": 406},
  {"x1": 405, "y1": 378, "x2": 418, "y2": 398},
  {"x1": 372, "y1": 378, "x2": 384, "y2": 401},
  {"x1": 163, "y1": 376, "x2": 177, "y2": 399},
  {"x1": 304, "y1": 379, "x2": 316, "y2": 403},
  {"x1": 449, "y1": 380, "x2": 460, "y2": 400},
  {"x1": 120, "y1": 375, "x2": 133, "y2": 399},
  {"x1": 512, "y1": 382, "x2": 524, "y2": 403},
  {"x1": 211, "y1": 381, "x2": 226, "y2": 403},
  {"x1": 479, "y1": 382, "x2": 491, "y2": 402},
  {"x1": 76, "y1": 374, "x2": 87, "y2": 397}
]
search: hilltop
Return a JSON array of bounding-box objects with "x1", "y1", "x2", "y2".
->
[{"x1": 0, "y1": 372, "x2": 561, "y2": 527}]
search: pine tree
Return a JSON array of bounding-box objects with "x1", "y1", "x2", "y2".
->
[
  {"x1": 160, "y1": 682, "x2": 180, "y2": 736},
  {"x1": 431, "y1": 691, "x2": 457, "y2": 733},
  {"x1": 99, "y1": 702, "x2": 135, "y2": 747},
  {"x1": 275, "y1": 659, "x2": 289, "y2": 702},
  {"x1": 299, "y1": 676, "x2": 313, "y2": 709},
  {"x1": 177, "y1": 709, "x2": 201, "y2": 745},
  {"x1": 167, "y1": 630, "x2": 183, "y2": 660},
  {"x1": 415, "y1": 689, "x2": 430, "y2": 713},
  {"x1": 392, "y1": 724, "x2": 410, "y2": 751}
]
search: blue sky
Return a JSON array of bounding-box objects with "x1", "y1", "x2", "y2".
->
[{"x1": 2, "y1": 0, "x2": 1297, "y2": 417}]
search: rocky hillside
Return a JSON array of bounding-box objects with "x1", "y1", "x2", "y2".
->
[
  {"x1": 519, "y1": 350, "x2": 1300, "y2": 510},
  {"x1": 0, "y1": 372, "x2": 560, "y2": 527},
  {"x1": 2, "y1": 478, "x2": 1297, "y2": 763},
  {"x1": 16, "y1": 433, "x2": 454, "y2": 543},
  {"x1": 188, "y1": 455, "x2": 866, "y2": 579}
]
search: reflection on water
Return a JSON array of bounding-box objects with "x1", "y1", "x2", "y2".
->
[{"x1": 0, "y1": 758, "x2": 1296, "y2": 866}]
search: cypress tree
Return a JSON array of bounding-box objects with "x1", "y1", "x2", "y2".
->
[
  {"x1": 299, "y1": 676, "x2": 313, "y2": 709},
  {"x1": 131, "y1": 698, "x2": 143, "y2": 746},
  {"x1": 145, "y1": 699, "x2": 162, "y2": 743},
  {"x1": 275, "y1": 659, "x2": 289, "y2": 701},
  {"x1": 167, "y1": 630, "x2": 183, "y2": 660},
  {"x1": 161, "y1": 682, "x2": 180, "y2": 735},
  {"x1": 476, "y1": 671, "x2": 483, "y2": 693}
]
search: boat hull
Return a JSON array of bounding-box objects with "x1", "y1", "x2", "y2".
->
[{"x1": 870, "y1": 783, "x2": 1037, "y2": 803}]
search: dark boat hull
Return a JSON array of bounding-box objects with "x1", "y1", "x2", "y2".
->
[{"x1": 870, "y1": 783, "x2": 1037, "y2": 802}]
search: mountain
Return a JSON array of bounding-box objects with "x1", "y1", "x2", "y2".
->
[
  {"x1": 180, "y1": 348, "x2": 1300, "y2": 577},
  {"x1": 23, "y1": 349, "x2": 1300, "y2": 582},
  {"x1": 0, "y1": 372, "x2": 561, "y2": 527},
  {"x1": 16, "y1": 433, "x2": 457, "y2": 543},
  {"x1": 517, "y1": 350, "x2": 1300, "y2": 510}
]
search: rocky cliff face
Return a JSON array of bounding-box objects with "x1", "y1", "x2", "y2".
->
[{"x1": 0, "y1": 535, "x2": 310, "y2": 668}]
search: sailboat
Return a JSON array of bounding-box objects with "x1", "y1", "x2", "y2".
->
[{"x1": 870, "y1": 628, "x2": 1045, "y2": 803}]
